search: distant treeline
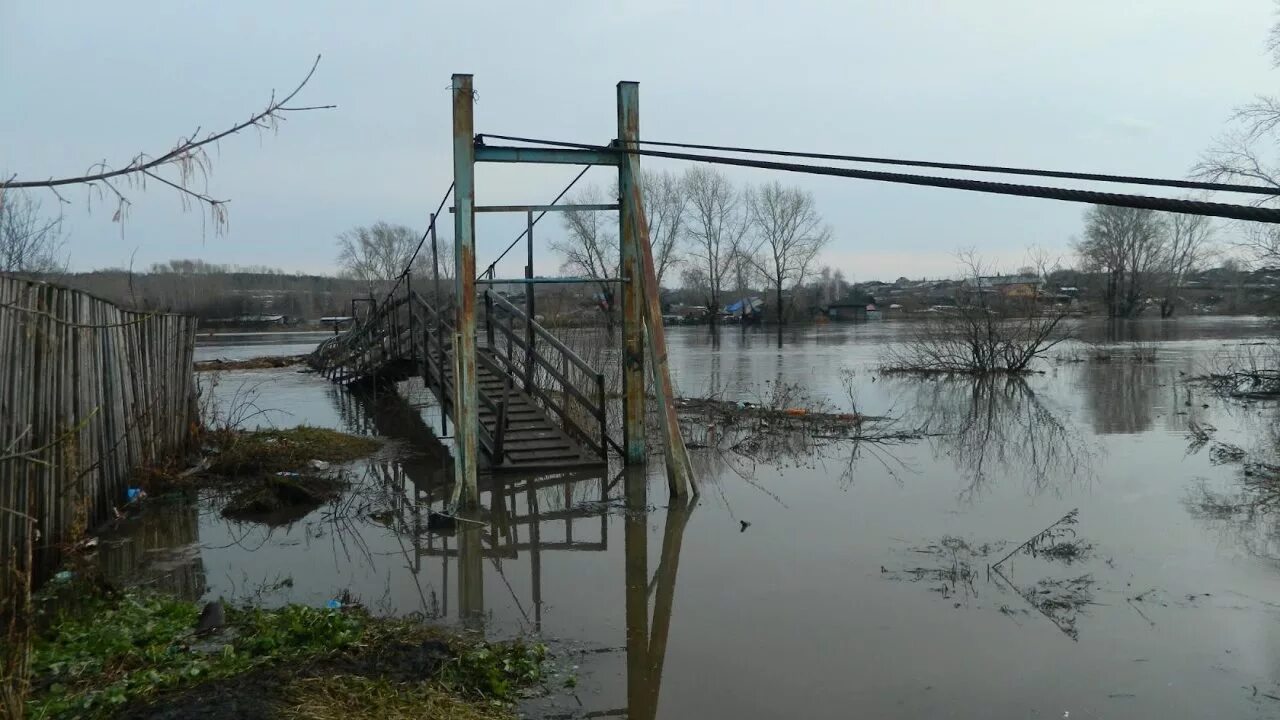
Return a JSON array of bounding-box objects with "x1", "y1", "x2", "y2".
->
[{"x1": 47, "y1": 260, "x2": 383, "y2": 323}]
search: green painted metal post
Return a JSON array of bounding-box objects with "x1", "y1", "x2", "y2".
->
[
  {"x1": 618, "y1": 81, "x2": 646, "y2": 464},
  {"x1": 451, "y1": 74, "x2": 479, "y2": 510},
  {"x1": 525, "y1": 210, "x2": 536, "y2": 392}
]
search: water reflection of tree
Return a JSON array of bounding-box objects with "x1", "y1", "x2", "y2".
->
[
  {"x1": 687, "y1": 407, "x2": 916, "y2": 503},
  {"x1": 911, "y1": 377, "x2": 1096, "y2": 499},
  {"x1": 1184, "y1": 478, "x2": 1280, "y2": 564},
  {"x1": 1184, "y1": 408, "x2": 1280, "y2": 564},
  {"x1": 1079, "y1": 360, "x2": 1161, "y2": 434}
]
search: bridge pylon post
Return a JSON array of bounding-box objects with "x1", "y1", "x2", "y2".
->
[
  {"x1": 618, "y1": 82, "x2": 647, "y2": 465},
  {"x1": 450, "y1": 73, "x2": 479, "y2": 510}
]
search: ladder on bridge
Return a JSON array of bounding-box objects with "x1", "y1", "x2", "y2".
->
[{"x1": 310, "y1": 288, "x2": 617, "y2": 472}]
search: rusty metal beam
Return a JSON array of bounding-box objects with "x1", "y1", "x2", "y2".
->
[
  {"x1": 451, "y1": 74, "x2": 480, "y2": 510},
  {"x1": 618, "y1": 84, "x2": 693, "y2": 496},
  {"x1": 474, "y1": 145, "x2": 619, "y2": 166},
  {"x1": 475, "y1": 276, "x2": 629, "y2": 285},
  {"x1": 618, "y1": 81, "x2": 646, "y2": 465},
  {"x1": 450, "y1": 203, "x2": 619, "y2": 213},
  {"x1": 626, "y1": 157, "x2": 694, "y2": 496}
]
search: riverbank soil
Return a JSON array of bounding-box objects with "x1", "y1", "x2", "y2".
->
[{"x1": 136, "y1": 427, "x2": 382, "y2": 524}]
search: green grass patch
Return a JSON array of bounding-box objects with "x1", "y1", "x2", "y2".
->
[
  {"x1": 281, "y1": 676, "x2": 512, "y2": 720},
  {"x1": 26, "y1": 588, "x2": 546, "y2": 720},
  {"x1": 439, "y1": 639, "x2": 546, "y2": 701},
  {"x1": 28, "y1": 593, "x2": 364, "y2": 718}
]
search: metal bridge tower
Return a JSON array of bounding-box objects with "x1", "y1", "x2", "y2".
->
[{"x1": 449, "y1": 74, "x2": 694, "y2": 509}]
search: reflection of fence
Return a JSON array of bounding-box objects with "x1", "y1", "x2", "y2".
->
[
  {"x1": 95, "y1": 502, "x2": 205, "y2": 601},
  {"x1": 0, "y1": 276, "x2": 197, "y2": 592}
]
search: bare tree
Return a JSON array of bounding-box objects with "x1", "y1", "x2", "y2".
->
[
  {"x1": 413, "y1": 234, "x2": 454, "y2": 304},
  {"x1": 551, "y1": 187, "x2": 619, "y2": 330},
  {"x1": 814, "y1": 266, "x2": 846, "y2": 307},
  {"x1": 1074, "y1": 205, "x2": 1166, "y2": 318},
  {"x1": 728, "y1": 248, "x2": 757, "y2": 302},
  {"x1": 0, "y1": 191, "x2": 64, "y2": 274},
  {"x1": 745, "y1": 181, "x2": 831, "y2": 344},
  {"x1": 1193, "y1": 4, "x2": 1280, "y2": 267},
  {"x1": 1159, "y1": 213, "x2": 1215, "y2": 317},
  {"x1": 884, "y1": 252, "x2": 1068, "y2": 374},
  {"x1": 1023, "y1": 244, "x2": 1062, "y2": 304},
  {"x1": 680, "y1": 266, "x2": 711, "y2": 314},
  {"x1": 638, "y1": 168, "x2": 687, "y2": 288},
  {"x1": 336, "y1": 222, "x2": 420, "y2": 293},
  {"x1": 683, "y1": 167, "x2": 750, "y2": 329},
  {"x1": 0, "y1": 57, "x2": 331, "y2": 236}
]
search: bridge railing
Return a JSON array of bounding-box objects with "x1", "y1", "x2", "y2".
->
[
  {"x1": 311, "y1": 294, "x2": 411, "y2": 379},
  {"x1": 483, "y1": 290, "x2": 619, "y2": 459},
  {"x1": 312, "y1": 284, "x2": 617, "y2": 467},
  {"x1": 407, "y1": 291, "x2": 513, "y2": 462}
]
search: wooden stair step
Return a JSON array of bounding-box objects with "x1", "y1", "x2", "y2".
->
[
  {"x1": 505, "y1": 448, "x2": 587, "y2": 461},
  {"x1": 480, "y1": 407, "x2": 539, "y2": 416},
  {"x1": 503, "y1": 427, "x2": 566, "y2": 438},
  {"x1": 502, "y1": 439, "x2": 573, "y2": 451}
]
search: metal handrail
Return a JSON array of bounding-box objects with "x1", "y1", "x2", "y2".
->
[
  {"x1": 311, "y1": 285, "x2": 621, "y2": 466},
  {"x1": 408, "y1": 291, "x2": 508, "y2": 462},
  {"x1": 485, "y1": 291, "x2": 597, "y2": 378},
  {"x1": 484, "y1": 289, "x2": 619, "y2": 458}
]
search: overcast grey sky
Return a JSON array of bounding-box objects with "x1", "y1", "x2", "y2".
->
[{"x1": 2, "y1": 1, "x2": 1276, "y2": 281}]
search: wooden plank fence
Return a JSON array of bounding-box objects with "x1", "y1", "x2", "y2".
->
[{"x1": 0, "y1": 275, "x2": 198, "y2": 595}]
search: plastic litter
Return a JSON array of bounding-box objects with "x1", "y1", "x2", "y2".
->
[
  {"x1": 309, "y1": 459, "x2": 331, "y2": 471},
  {"x1": 325, "y1": 599, "x2": 342, "y2": 609}
]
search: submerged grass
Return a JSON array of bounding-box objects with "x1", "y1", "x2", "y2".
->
[
  {"x1": 26, "y1": 584, "x2": 545, "y2": 720},
  {"x1": 134, "y1": 427, "x2": 382, "y2": 524},
  {"x1": 219, "y1": 474, "x2": 349, "y2": 523},
  {"x1": 137, "y1": 427, "x2": 381, "y2": 496},
  {"x1": 205, "y1": 427, "x2": 381, "y2": 477},
  {"x1": 194, "y1": 355, "x2": 308, "y2": 372}
]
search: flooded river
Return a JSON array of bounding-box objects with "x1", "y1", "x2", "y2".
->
[{"x1": 107, "y1": 318, "x2": 1280, "y2": 719}]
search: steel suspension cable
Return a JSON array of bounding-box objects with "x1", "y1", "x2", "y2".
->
[
  {"x1": 377, "y1": 182, "x2": 454, "y2": 308},
  {"x1": 475, "y1": 135, "x2": 1280, "y2": 224},
  {"x1": 478, "y1": 133, "x2": 1279, "y2": 197},
  {"x1": 477, "y1": 164, "x2": 593, "y2": 280}
]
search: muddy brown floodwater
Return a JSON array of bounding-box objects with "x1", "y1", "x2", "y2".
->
[{"x1": 101, "y1": 318, "x2": 1280, "y2": 719}]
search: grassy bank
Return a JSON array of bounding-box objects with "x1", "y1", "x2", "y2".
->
[{"x1": 27, "y1": 583, "x2": 544, "y2": 719}]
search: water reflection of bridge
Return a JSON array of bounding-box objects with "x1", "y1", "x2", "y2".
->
[{"x1": 339, "y1": 383, "x2": 687, "y2": 718}]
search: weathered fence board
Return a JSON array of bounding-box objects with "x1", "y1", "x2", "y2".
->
[{"x1": 0, "y1": 276, "x2": 198, "y2": 595}]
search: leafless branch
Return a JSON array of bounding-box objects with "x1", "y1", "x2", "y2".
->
[{"x1": 0, "y1": 55, "x2": 333, "y2": 236}]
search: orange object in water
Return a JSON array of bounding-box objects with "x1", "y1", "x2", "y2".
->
[{"x1": 784, "y1": 407, "x2": 807, "y2": 417}]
